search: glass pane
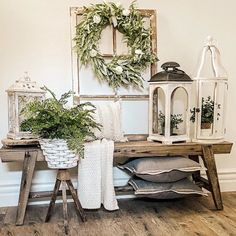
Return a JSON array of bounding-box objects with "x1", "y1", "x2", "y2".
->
[
  {"x1": 8, "y1": 94, "x2": 14, "y2": 132},
  {"x1": 116, "y1": 30, "x2": 129, "y2": 55},
  {"x1": 99, "y1": 25, "x2": 113, "y2": 55},
  {"x1": 152, "y1": 87, "x2": 165, "y2": 134},
  {"x1": 84, "y1": 100, "x2": 148, "y2": 134},
  {"x1": 214, "y1": 81, "x2": 227, "y2": 137},
  {"x1": 170, "y1": 87, "x2": 187, "y2": 135},
  {"x1": 199, "y1": 81, "x2": 216, "y2": 137},
  {"x1": 18, "y1": 95, "x2": 42, "y2": 131}
]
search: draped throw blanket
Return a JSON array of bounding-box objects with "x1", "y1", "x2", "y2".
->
[{"x1": 77, "y1": 139, "x2": 119, "y2": 211}]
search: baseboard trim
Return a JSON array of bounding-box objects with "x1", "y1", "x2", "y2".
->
[
  {"x1": 0, "y1": 169, "x2": 235, "y2": 207},
  {"x1": 202, "y1": 168, "x2": 236, "y2": 192}
]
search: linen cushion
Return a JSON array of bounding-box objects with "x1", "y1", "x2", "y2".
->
[
  {"x1": 118, "y1": 156, "x2": 203, "y2": 183},
  {"x1": 129, "y1": 178, "x2": 207, "y2": 199}
]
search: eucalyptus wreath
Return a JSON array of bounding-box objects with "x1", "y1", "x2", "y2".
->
[{"x1": 74, "y1": 2, "x2": 157, "y2": 90}]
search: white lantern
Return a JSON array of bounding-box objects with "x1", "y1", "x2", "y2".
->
[
  {"x1": 148, "y1": 62, "x2": 193, "y2": 144},
  {"x1": 7, "y1": 72, "x2": 46, "y2": 139},
  {"x1": 191, "y1": 37, "x2": 228, "y2": 143}
]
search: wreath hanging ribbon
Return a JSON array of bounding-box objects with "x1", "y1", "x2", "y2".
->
[{"x1": 74, "y1": 2, "x2": 157, "y2": 90}]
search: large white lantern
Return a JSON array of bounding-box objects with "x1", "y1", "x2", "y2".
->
[
  {"x1": 148, "y1": 62, "x2": 193, "y2": 144},
  {"x1": 7, "y1": 72, "x2": 46, "y2": 139},
  {"x1": 191, "y1": 37, "x2": 228, "y2": 143}
]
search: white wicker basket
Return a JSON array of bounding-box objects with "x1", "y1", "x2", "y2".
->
[{"x1": 39, "y1": 139, "x2": 78, "y2": 169}]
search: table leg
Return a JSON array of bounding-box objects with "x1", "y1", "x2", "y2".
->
[
  {"x1": 62, "y1": 181, "x2": 69, "y2": 235},
  {"x1": 45, "y1": 178, "x2": 61, "y2": 222},
  {"x1": 66, "y1": 179, "x2": 86, "y2": 222},
  {"x1": 16, "y1": 151, "x2": 37, "y2": 225},
  {"x1": 202, "y1": 145, "x2": 223, "y2": 210}
]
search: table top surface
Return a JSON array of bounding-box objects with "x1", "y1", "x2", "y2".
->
[
  {"x1": 1, "y1": 136, "x2": 233, "y2": 148},
  {"x1": 0, "y1": 137, "x2": 233, "y2": 164}
]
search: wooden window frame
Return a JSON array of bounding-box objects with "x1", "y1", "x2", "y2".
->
[{"x1": 70, "y1": 7, "x2": 157, "y2": 104}]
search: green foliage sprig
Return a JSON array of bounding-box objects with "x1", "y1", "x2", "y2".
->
[
  {"x1": 74, "y1": 1, "x2": 157, "y2": 90},
  {"x1": 190, "y1": 96, "x2": 220, "y2": 124},
  {"x1": 20, "y1": 87, "x2": 101, "y2": 157},
  {"x1": 158, "y1": 111, "x2": 183, "y2": 131}
]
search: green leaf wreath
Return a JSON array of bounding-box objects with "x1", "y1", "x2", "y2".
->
[{"x1": 74, "y1": 1, "x2": 158, "y2": 90}]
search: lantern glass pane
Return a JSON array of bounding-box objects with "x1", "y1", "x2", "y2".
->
[
  {"x1": 18, "y1": 95, "x2": 28, "y2": 131},
  {"x1": 18, "y1": 94, "x2": 42, "y2": 131},
  {"x1": 199, "y1": 81, "x2": 216, "y2": 137},
  {"x1": 153, "y1": 87, "x2": 165, "y2": 134},
  {"x1": 8, "y1": 94, "x2": 14, "y2": 133},
  {"x1": 170, "y1": 87, "x2": 187, "y2": 135},
  {"x1": 214, "y1": 82, "x2": 227, "y2": 137}
]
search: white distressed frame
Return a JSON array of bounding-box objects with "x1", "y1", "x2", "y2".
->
[{"x1": 70, "y1": 7, "x2": 157, "y2": 104}]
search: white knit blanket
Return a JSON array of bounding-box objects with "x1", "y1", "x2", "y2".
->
[{"x1": 77, "y1": 139, "x2": 119, "y2": 211}]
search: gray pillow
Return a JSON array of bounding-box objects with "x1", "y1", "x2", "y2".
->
[
  {"x1": 118, "y1": 157, "x2": 204, "y2": 183},
  {"x1": 129, "y1": 178, "x2": 207, "y2": 199}
]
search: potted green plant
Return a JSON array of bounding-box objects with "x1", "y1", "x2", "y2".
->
[
  {"x1": 20, "y1": 87, "x2": 100, "y2": 169},
  {"x1": 190, "y1": 96, "x2": 220, "y2": 129},
  {"x1": 158, "y1": 111, "x2": 183, "y2": 135}
]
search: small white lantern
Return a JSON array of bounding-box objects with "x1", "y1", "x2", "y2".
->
[
  {"x1": 148, "y1": 62, "x2": 193, "y2": 144},
  {"x1": 7, "y1": 72, "x2": 46, "y2": 139},
  {"x1": 191, "y1": 37, "x2": 228, "y2": 143}
]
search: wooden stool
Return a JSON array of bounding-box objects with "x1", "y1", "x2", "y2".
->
[{"x1": 45, "y1": 169, "x2": 86, "y2": 234}]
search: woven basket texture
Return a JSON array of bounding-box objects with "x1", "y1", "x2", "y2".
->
[{"x1": 40, "y1": 139, "x2": 78, "y2": 169}]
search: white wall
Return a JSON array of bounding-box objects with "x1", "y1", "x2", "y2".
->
[{"x1": 0, "y1": 0, "x2": 236, "y2": 207}]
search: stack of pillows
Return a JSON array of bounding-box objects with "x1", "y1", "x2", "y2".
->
[{"x1": 118, "y1": 156, "x2": 207, "y2": 199}]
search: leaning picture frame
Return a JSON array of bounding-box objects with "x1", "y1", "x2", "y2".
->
[{"x1": 70, "y1": 7, "x2": 157, "y2": 104}]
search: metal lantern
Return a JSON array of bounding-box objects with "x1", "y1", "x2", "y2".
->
[
  {"x1": 191, "y1": 37, "x2": 228, "y2": 143},
  {"x1": 148, "y1": 62, "x2": 193, "y2": 144},
  {"x1": 7, "y1": 72, "x2": 46, "y2": 139}
]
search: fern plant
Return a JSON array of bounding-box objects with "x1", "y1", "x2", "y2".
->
[
  {"x1": 158, "y1": 111, "x2": 183, "y2": 134},
  {"x1": 20, "y1": 87, "x2": 101, "y2": 157}
]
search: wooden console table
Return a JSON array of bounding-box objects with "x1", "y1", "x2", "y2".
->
[{"x1": 0, "y1": 137, "x2": 233, "y2": 226}]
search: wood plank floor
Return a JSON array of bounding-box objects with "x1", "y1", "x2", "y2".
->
[{"x1": 0, "y1": 192, "x2": 236, "y2": 236}]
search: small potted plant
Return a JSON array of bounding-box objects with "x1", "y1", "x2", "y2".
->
[
  {"x1": 190, "y1": 96, "x2": 220, "y2": 129},
  {"x1": 20, "y1": 87, "x2": 100, "y2": 169},
  {"x1": 158, "y1": 111, "x2": 183, "y2": 135}
]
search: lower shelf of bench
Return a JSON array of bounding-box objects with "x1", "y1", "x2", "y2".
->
[{"x1": 28, "y1": 180, "x2": 208, "y2": 200}]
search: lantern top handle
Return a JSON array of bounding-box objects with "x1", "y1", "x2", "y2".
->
[
  {"x1": 20, "y1": 71, "x2": 31, "y2": 82},
  {"x1": 195, "y1": 36, "x2": 227, "y2": 79},
  {"x1": 206, "y1": 35, "x2": 214, "y2": 46}
]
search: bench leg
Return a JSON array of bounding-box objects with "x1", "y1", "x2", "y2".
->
[
  {"x1": 66, "y1": 179, "x2": 86, "y2": 222},
  {"x1": 45, "y1": 169, "x2": 85, "y2": 235},
  {"x1": 62, "y1": 181, "x2": 69, "y2": 235},
  {"x1": 202, "y1": 145, "x2": 223, "y2": 210},
  {"x1": 16, "y1": 151, "x2": 37, "y2": 226},
  {"x1": 45, "y1": 178, "x2": 61, "y2": 222}
]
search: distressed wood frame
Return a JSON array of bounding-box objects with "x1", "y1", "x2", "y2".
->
[{"x1": 70, "y1": 7, "x2": 157, "y2": 103}]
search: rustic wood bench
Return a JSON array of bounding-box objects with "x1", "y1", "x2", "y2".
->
[{"x1": 0, "y1": 136, "x2": 233, "y2": 226}]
